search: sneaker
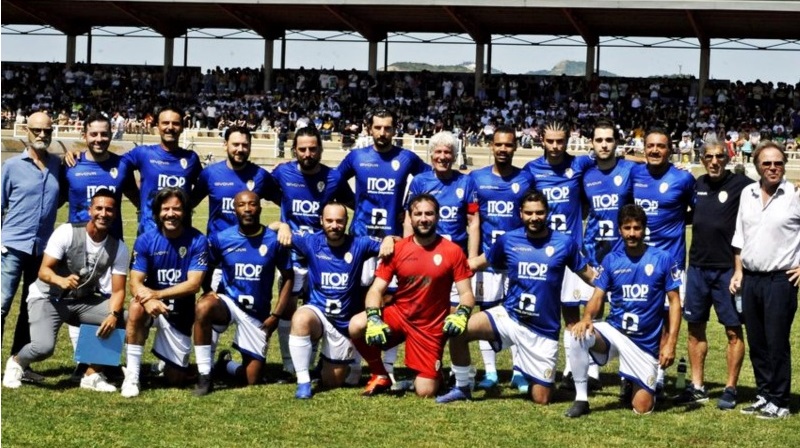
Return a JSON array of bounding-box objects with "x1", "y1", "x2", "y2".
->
[
  {"x1": 475, "y1": 372, "x2": 498, "y2": 390},
  {"x1": 193, "y1": 374, "x2": 213, "y2": 397},
  {"x1": 361, "y1": 374, "x2": 392, "y2": 397},
  {"x1": 21, "y1": 367, "x2": 45, "y2": 384},
  {"x1": 3, "y1": 356, "x2": 24, "y2": 389},
  {"x1": 559, "y1": 372, "x2": 575, "y2": 391},
  {"x1": 214, "y1": 350, "x2": 232, "y2": 378},
  {"x1": 510, "y1": 372, "x2": 529, "y2": 394},
  {"x1": 717, "y1": 387, "x2": 738, "y2": 410},
  {"x1": 620, "y1": 378, "x2": 633, "y2": 407},
  {"x1": 70, "y1": 363, "x2": 90, "y2": 384},
  {"x1": 436, "y1": 386, "x2": 472, "y2": 404},
  {"x1": 565, "y1": 400, "x2": 591, "y2": 418},
  {"x1": 740, "y1": 395, "x2": 769, "y2": 415},
  {"x1": 756, "y1": 402, "x2": 790, "y2": 420},
  {"x1": 80, "y1": 372, "x2": 117, "y2": 393},
  {"x1": 295, "y1": 382, "x2": 313, "y2": 399},
  {"x1": 673, "y1": 385, "x2": 709, "y2": 405},
  {"x1": 120, "y1": 370, "x2": 140, "y2": 398}
]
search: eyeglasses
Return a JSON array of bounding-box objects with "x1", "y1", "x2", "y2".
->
[
  {"x1": 593, "y1": 137, "x2": 615, "y2": 143},
  {"x1": 703, "y1": 154, "x2": 727, "y2": 161},
  {"x1": 760, "y1": 161, "x2": 785, "y2": 168},
  {"x1": 28, "y1": 127, "x2": 53, "y2": 135}
]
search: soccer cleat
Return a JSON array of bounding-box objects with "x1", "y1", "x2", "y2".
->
[
  {"x1": 120, "y1": 369, "x2": 140, "y2": 398},
  {"x1": 70, "y1": 363, "x2": 90, "y2": 384},
  {"x1": 588, "y1": 376, "x2": 603, "y2": 392},
  {"x1": 619, "y1": 378, "x2": 633, "y2": 408},
  {"x1": 295, "y1": 382, "x2": 313, "y2": 399},
  {"x1": 565, "y1": 400, "x2": 591, "y2": 418},
  {"x1": 740, "y1": 395, "x2": 769, "y2": 415},
  {"x1": 361, "y1": 374, "x2": 392, "y2": 397},
  {"x1": 3, "y1": 356, "x2": 24, "y2": 389},
  {"x1": 510, "y1": 372, "x2": 529, "y2": 394},
  {"x1": 21, "y1": 367, "x2": 45, "y2": 384},
  {"x1": 559, "y1": 372, "x2": 575, "y2": 391},
  {"x1": 717, "y1": 387, "x2": 738, "y2": 410},
  {"x1": 214, "y1": 349, "x2": 232, "y2": 378},
  {"x1": 436, "y1": 386, "x2": 472, "y2": 404},
  {"x1": 673, "y1": 385, "x2": 709, "y2": 405},
  {"x1": 756, "y1": 402, "x2": 790, "y2": 420},
  {"x1": 193, "y1": 374, "x2": 213, "y2": 397},
  {"x1": 80, "y1": 372, "x2": 117, "y2": 393},
  {"x1": 475, "y1": 372, "x2": 498, "y2": 390}
]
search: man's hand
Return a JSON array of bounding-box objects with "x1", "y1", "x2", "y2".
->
[
  {"x1": 62, "y1": 149, "x2": 81, "y2": 167},
  {"x1": 729, "y1": 270, "x2": 743, "y2": 294},
  {"x1": 276, "y1": 223, "x2": 292, "y2": 247},
  {"x1": 788, "y1": 266, "x2": 800, "y2": 287},
  {"x1": 659, "y1": 343, "x2": 676, "y2": 369},
  {"x1": 97, "y1": 314, "x2": 119, "y2": 338},
  {"x1": 58, "y1": 274, "x2": 81, "y2": 291},
  {"x1": 260, "y1": 314, "x2": 280, "y2": 338},
  {"x1": 443, "y1": 305, "x2": 472, "y2": 337},
  {"x1": 365, "y1": 307, "x2": 391, "y2": 346},
  {"x1": 378, "y1": 236, "x2": 395, "y2": 258},
  {"x1": 135, "y1": 287, "x2": 161, "y2": 305},
  {"x1": 570, "y1": 319, "x2": 594, "y2": 340},
  {"x1": 142, "y1": 299, "x2": 169, "y2": 317}
]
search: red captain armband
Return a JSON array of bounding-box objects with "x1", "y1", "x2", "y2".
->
[{"x1": 467, "y1": 203, "x2": 479, "y2": 215}]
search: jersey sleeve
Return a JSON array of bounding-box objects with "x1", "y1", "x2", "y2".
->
[
  {"x1": 188, "y1": 233, "x2": 209, "y2": 272},
  {"x1": 256, "y1": 168, "x2": 281, "y2": 204},
  {"x1": 663, "y1": 254, "x2": 682, "y2": 292},
  {"x1": 121, "y1": 146, "x2": 141, "y2": 169},
  {"x1": 404, "y1": 177, "x2": 422, "y2": 210},
  {"x1": 190, "y1": 168, "x2": 211, "y2": 207},
  {"x1": 485, "y1": 233, "x2": 507, "y2": 271},
  {"x1": 450, "y1": 246, "x2": 473, "y2": 283},
  {"x1": 566, "y1": 237, "x2": 589, "y2": 274},
  {"x1": 374, "y1": 253, "x2": 396, "y2": 282},
  {"x1": 336, "y1": 151, "x2": 356, "y2": 180},
  {"x1": 330, "y1": 170, "x2": 355, "y2": 205},
  {"x1": 362, "y1": 236, "x2": 384, "y2": 258},
  {"x1": 595, "y1": 255, "x2": 614, "y2": 292},
  {"x1": 206, "y1": 233, "x2": 222, "y2": 267},
  {"x1": 130, "y1": 234, "x2": 150, "y2": 273},
  {"x1": 410, "y1": 151, "x2": 431, "y2": 175}
]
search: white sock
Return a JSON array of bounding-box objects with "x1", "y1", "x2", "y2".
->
[
  {"x1": 566, "y1": 331, "x2": 596, "y2": 402},
  {"x1": 509, "y1": 345, "x2": 523, "y2": 378},
  {"x1": 195, "y1": 345, "x2": 212, "y2": 375},
  {"x1": 657, "y1": 367, "x2": 665, "y2": 387},
  {"x1": 278, "y1": 319, "x2": 294, "y2": 373},
  {"x1": 383, "y1": 345, "x2": 398, "y2": 375},
  {"x1": 227, "y1": 360, "x2": 241, "y2": 377},
  {"x1": 588, "y1": 361, "x2": 600, "y2": 381},
  {"x1": 68, "y1": 325, "x2": 80, "y2": 351},
  {"x1": 289, "y1": 335, "x2": 313, "y2": 384},
  {"x1": 125, "y1": 345, "x2": 144, "y2": 383},
  {"x1": 478, "y1": 340, "x2": 497, "y2": 375},
  {"x1": 562, "y1": 333, "x2": 573, "y2": 376},
  {"x1": 451, "y1": 364, "x2": 473, "y2": 388}
]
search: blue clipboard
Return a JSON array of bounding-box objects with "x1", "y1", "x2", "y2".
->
[{"x1": 74, "y1": 324, "x2": 125, "y2": 366}]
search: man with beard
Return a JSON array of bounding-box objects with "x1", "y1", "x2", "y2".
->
[
  {"x1": 282, "y1": 202, "x2": 395, "y2": 399},
  {"x1": 192, "y1": 190, "x2": 293, "y2": 396},
  {"x1": 2, "y1": 111, "x2": 63, "y2": 374},
  {"x1": 467, "y1": 126, "x2": 535, "y2": 391},
  {"x1": 438, "y1": 190, "x2": 594, "y2": 404},
  {"x1": 349, "y1": 194, "x2": 475, "y2": 398},
  {"x1": 122, "y1": 187, "x2": 207, "y2": 398}
]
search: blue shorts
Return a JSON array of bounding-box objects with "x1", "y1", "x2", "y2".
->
[{"x1": 683, "y1": 265, "x2": 741, "y2": 326}]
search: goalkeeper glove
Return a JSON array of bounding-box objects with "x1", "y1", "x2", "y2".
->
[
  {"x1": 365, "y1": 307, "x2": 391, "y2": 346},
  {"x1": 443, "y1": 304, "x2": 472, "y2": 337}
]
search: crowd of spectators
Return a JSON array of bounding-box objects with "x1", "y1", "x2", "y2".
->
[{"x1": 2, "y1": 62, "x2": 799, "y2": 153}]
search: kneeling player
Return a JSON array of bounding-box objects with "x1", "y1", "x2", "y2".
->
[
  {"x1": 564, "y1": 204, "x2": 681, "y2": 417},
  {"x1": 193, "y1": 190, "x2": 294, "y2": 395}
]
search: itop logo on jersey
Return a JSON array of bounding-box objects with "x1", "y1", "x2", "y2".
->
[
  {"x1": 622, "y1": 284, "x2": 649, "y2": 302},
  {"x1": 321, "y1": 272, "x2": 348, "y2": 290},
  {"x1": 542, "y1": 186, "x2": 570, "y2": 203},
  {"x1": 86, "y1": 185, "x2": 117, "y2": 199},
  {"x1": 235, "y1": 263, "x2": 262, "y2": 280},
  {"x1": 157, "y1": 268, "x2": 182, "y2": 285},
  {"x1": 367, "y1": 177, "x2": 395, "y2": 194},
  {"x1": 292, "y1": 199, "x2": 320, "y2": 216},
  {"x1": 487, "y1": 200, "x2": 514, "y2": 215},
  {"x1": 158, "y1": 174, "x2": 186, "y2": 188},
  {"x1": 592, "y1": 194, "x2": 619, "y2": 210},
  {"x1": 517, "y1": 262, "x2": 548, "y2": 280}
]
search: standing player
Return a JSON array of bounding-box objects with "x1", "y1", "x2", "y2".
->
[
  {"x1": 349, "y1": 194, "x2": 475, "y2": 398},
  {"x1": 632, "y1": 128, "x2": 695, "y2": 394},
  {"x1": 468, "y1": 126, "x2": 535, "y2": 391},
  {"x1": 122, "y1": 187, "x2": 207, "y2": 398},
  {"x1": 565, "y1": 204, "x2": 681, "y2": 417},
  {"x1": 192, "y1": 190, "x2": 293, "y2": 396},
  {"x1": 439, "y1": 190, "x2": 595, "y2": 404},
  {"x1": 122, "y1": 106, "x2": 202, "y2": 236},
  {"x1": 284, "y1": 202, "x2": 394, "y2": 399}
]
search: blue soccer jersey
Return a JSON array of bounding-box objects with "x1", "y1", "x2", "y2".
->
[
  {"x1": 486, "y1": 228, "x2": 587, "y2": 340},
  {"x1": 469, "y1": 166, "x2": 535, "y2": 266},
  {"x1": 404, "y1": 171, "x2": 478, "y2": 252},
  {"x1": 123, "y1": 144, "x2": 202, "y2": 235},
  {"x1": 191, "y1": 161, "x2": 277, "y2": 235},
  {"x1": 581, "y1": 159, "x2": 636, "y2": 266},
  {"x1": 632, "y1": 164, "x2": 695, "y2": 270},
  {"x1": 597, "y1": 246, "x2": 681, "y2": 357},
  {"x1": 524, "y1": 154, "x2": 594, "y2": 238},
  {"x1": 208, "y1": 225, "x2": 291, "y2": 321},
  {"x1": 131, "y1": 227, "x2": 208, "y2": 335},
  {"x1": 64, "y1": 153, "x2": 132, "y2": 239},
  {"x1": 336, "y1": 145, "x2": 429, "y2": 237},
  {"x1": 292, "y1": 232, "x2": 382, "y2": 335}
]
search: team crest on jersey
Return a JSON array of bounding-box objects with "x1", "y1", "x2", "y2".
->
[
  {"x1": 344, "y1": 252, "x2": 353, "y2": 264},
  {"x1": 391, "y1": 160, "x2": 400, "y2": 171},
  {"x1": 614, "y1": 175, "x2": 622, "y2": 186},
  {"x1": 645, "y1": 263, "x2": 654, "y2": 276},
  {"x1": 180, "y1": 158, "x2": 188, "y2": 169},
  {"x1": 433, "y1": 254, "x2": 443, "y2": 266},
  {"x1": 317, "y1": 181, "x2": 325, "y2": 193},
  {"x1": 246, "y1": 180, "x2": 255, "y2": 191},
  {"x1": 544, "y1": 368, "x2": 554, "y2": 380},
  {"x1": 647, "y1": 375, "x2": 656, "y2": 388},
  {"x1": 179, "y1": 247, "x2": 187, "y2": 258},
  {"x1": 511, "y1": 183, "x2": 520, "y2": 194},
  {"x1": 456, "y1": 188, "x2": 464, "y2": 199},
  {"x1": 659, "y1": 182, "x2": 669, "y2": 193},
  {"x1": 259, "y1": 244, "x2": 268, "y2": 256},
  {"x1": 565, "y1": 168, "x2": 574, "y2": 179},
  {"x1": 110, "y1": 167, "x2": 118, "y2": 179},
  {"x1": 545, "y1": 246, "x2": 555, "y2": 257},
  {"x1": 718, "y1": 191, "x2": 728, "y2": 203}
]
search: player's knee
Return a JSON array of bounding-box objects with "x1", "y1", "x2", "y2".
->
[
  {"x1": 725, "y1": 326, "x2": 744, "y2": 344},
  {"x1": 530, "y1": 385, "x2": 551, "y2": 405},
  {"x1": 348, "y1": 312, "x2": 367, "y2": 338},
  {"x1": 687, "y1": 321, "x2": 706, "y2": 339},
  {"x1": 194, "y1": 294, "x2": 218, "y2": 321},
  {"x1": 290, "y1": 308, "x2": 315, "y2": 335},
  {"x1": 27, "y1": 339, "x2": 56, "y2": 361},
  {"x1": 413, "y1": 380, "x2": 438, "y2": 398}
]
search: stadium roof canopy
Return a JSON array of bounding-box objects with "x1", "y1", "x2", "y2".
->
[{"x1": 3, "y1": 0, "x2": 800, "y2": 42}]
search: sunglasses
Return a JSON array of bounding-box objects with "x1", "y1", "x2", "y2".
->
[
  {"x1": 594, "y1": 137, "x2": 615, "y2": 143},
  {"x1": 760, "y1": 161, "x2": 785, "y2": 168},
  {"x1": 28, "y1": 127, "x2": 53, "y2": 135},
  {"x1": 703, "y1": 154, "x2": 727, "y2": 161}
]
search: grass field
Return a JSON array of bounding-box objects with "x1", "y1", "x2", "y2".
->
[{"x1": 2, "y1": 199, "x2": 799, "y2": 447}]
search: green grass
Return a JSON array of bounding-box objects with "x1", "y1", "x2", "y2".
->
[{"x1": 2, "y1": 198, "x2": 799, "y2": 447}]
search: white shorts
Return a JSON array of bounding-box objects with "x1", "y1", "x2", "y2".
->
[
  {"x1": 471, "y1": 271, "x2": 506, "y2": 308},
  {"x1": 213, "y1": 294, "x2": 269, "y2": 361},
  {"x1": 448, "y1": 282, "x2": 460, "y2": 307},
  {"x1": 664, "y1": 270, "x2": 686, "y2": 309},
  {"x1": 210, "y1": 268, "x2": 222, "y2": 293},
  {"x1": 302, "y1": 305, "x2": 355, "y2": 363},
  {"x1": 590, "y1": 321, "x2": 659, "y2": 394},
  {"x1": 278, "y1": 266, "x2": 308, "y2": 296},
  {"x1": 484, "y1": 306, "x2": 558, "y2": 386},
  {"x1": 152, "y1": 315, "x2": 192, "y2": 370},
  {"x1": 361, "y1": 256, "x2": 398, "y2": 289},
  {"x1": 561, "y1": 266, "x2": 596, "y2": 306}
]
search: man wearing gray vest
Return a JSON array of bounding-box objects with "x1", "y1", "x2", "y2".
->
[{"x1": 3, "y1": 189, "x2": 129, "y2": 391}]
